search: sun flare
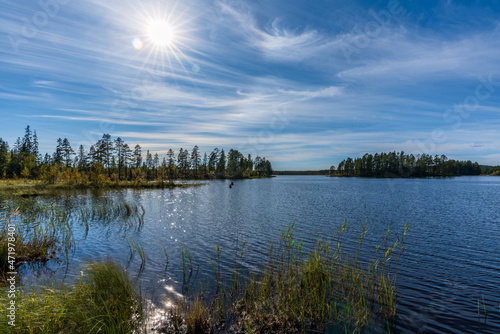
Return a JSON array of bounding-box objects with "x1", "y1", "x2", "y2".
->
[
  {"x1": 131, "y1": 4, "x2": 193, "y2": 72},
  {"x1": 148, "y1": 21, "x2": 175, "y2": 46}
]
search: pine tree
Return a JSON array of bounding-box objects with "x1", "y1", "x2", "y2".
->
[
  {"x1": 77, "y1": 145, "x2": 87, "y2": 170},
  {"x1": 202, "y1": 152, "x2": 208, "y2": 175},
  {"x1": 43, "y1": 153, "x2": 51, "y2": 165},
  {"x1": 154, "y1": 153, "x2": 160, "y2": 178},
  {"x1": 208, "y1": 148, "x2": 219, "y2": 173},
  {"x1": 227, "y1": 149, "x2": 243, "y2": 176},
  {"x1": 123, "y1": 144, "x2": 132, "y2": 179},
  {"x1": 115, "y1": 137, "x2": 125, "y2": 179},
  {"x1": 21, "y1": 125, "x2": 32, "y2": 154},
  {"x1": 164, "y1": 148, "x2": 174, "y2": 179},
  {"x1": 61, "y1": 138, "x2": 74, "y2": 167},
  {"x1": 146, "y1": 150, "x2": 153, "y2": 178},
  {"x1": 0, "y1": 139, "x2": 10, "y2": 177},
  {"x1": 32, "y1": 130, "x2": 39, "y2": 161},
  {"x1": 132, "y1": 144, "x2": 142, "y2": 169},
  {"x1": 191, "y1": 145, "x2": 200, "y2": 177},
  {"x1": 53, "y1": 138, "x2": 63, "y2": 165},
  {"x1": 177, "y1": 148, "x2": 190, "y2": 176},
  {"x1": 247, "y1": 154, "x2": 253, "y2": 171},
  {"x1": 100, "y1": 134, "x2": 113, "y2": 174},
  {"x1": 216, "y1": 149, "x2": 226, "y2": 174}
]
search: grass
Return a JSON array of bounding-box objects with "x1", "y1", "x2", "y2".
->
[
  {"x1": 0, "y1": 179, "x2": 206, "y2": 197},
  {"x1": 0, "y1": 208, "x2": 67, "y2": 277},
  {"x1": 0, "y1": 198, "x2": 145, "y2": 277},
  {"x1": 0, "y1": 258, "x2": 143, "y2": 334},
  {"x1": 1, "y1": 194, "x2": 413, "y2": 333},
  {"x1": 158, "y1": 221, "x2": 411, "y2": 333}
]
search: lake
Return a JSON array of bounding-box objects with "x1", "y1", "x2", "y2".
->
[{"x1": 15, "y1": 176, "x2": 500, "y2": 333}]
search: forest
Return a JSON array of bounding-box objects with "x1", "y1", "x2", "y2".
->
[
  {"x1": 330, "y1": 151, "x2": 483, "y2": 177},
  {"x1": 481, "y1": 165, "x2": 500, "y2": 176},
  {"x1": 0, "y1": 126, "x2": 273, "y2": 184}
]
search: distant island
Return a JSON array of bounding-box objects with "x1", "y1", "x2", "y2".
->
[
  {"x1": 0, "y1": 126, "x2": 273, "y2": 191},
  {"x1": 328, "y1": 151, "x2": 500, "y2": 178}
]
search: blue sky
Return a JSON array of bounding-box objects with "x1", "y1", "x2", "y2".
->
[{"x1": 1, "y1": 0, "x2": 500, "y2": 169}]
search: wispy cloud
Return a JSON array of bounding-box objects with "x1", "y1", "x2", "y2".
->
[{"x1": 216, "y1": 0, "x2": 330, "y2": 61}]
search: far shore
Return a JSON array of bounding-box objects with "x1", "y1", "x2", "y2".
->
[{"x1": 0, "y1": 179, "x2": 206, "y2": 196}]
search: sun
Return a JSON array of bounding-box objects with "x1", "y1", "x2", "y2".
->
[
  {"x1": 130, "y1": 3, "x2": 196, "y2": 72},
  {"x1": 148, "y1": 21, "x2": 175, "y2": 46}
]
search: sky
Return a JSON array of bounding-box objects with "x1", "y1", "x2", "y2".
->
[{"x1": 1, "y1": 0, "x2": 500, "y2": 170}]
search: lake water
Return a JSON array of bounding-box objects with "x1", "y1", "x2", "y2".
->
[{"x1": 16, "y1": 176, "x2": 500, "y2": 333}]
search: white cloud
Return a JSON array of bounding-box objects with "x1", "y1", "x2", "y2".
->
[{"x1": 217, "y1": 1, "x2": 329, "y2": 61}]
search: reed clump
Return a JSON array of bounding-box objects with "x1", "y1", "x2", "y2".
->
[
  {"x1": 0, "y1": 258, "x2": 143, "y2": 333},
  {"x1": 0, "y1": 209, "x2": 62, "y2": 277},
  {"x1": 163, "y1": 221, "x2": 411, "y2": 333}
]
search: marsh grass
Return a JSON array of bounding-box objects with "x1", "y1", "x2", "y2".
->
[
  {"x1": 181, "y1": 246, "x2": 194, "y2": 295},
  {"x1": 0, "y1": 179, "x2": 206, "y2": 197},
  {"x1": 0, "y1": 208, "x2": 64, "y2": 277},
  {"x1": 163, "y1": 222, "x2": 411, "y2": 333},
  {"x1": 0, "y1": 197, "x2": 145, "y2": 277},
  {"x1": 0, "y1": 258, "x2": 144, "y2": 334}
]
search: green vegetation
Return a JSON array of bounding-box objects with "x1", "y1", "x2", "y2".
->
[
  {"x1": 0, "y1": 259, "x2": 143, "y2": 334},
  {"x1": 331, "y1": 151, "x2": 481, "y2": 177},
  {"x1": 0, "y1": 209, "x2": 59, "y2": 275},
  {"x1": 0, "y1": 126, "x2": 273, "y2": 187},
  {"x1": 1, "y1": 196, "x2": 410, "y2": 333},
  {"x1": 481, "y1": 165, "x2": 500, "y2": 176},
  {"x1": 158, "y1": 222, "x2": 411, "y2": 333},
  {"x1": 0, "y1": 197, "x2": 144, "y2": 276},
  {"x1": 0, "y1": 200, "x2": 146, "y2": 332},
  {"x1": 0, "y1": 179, "x2": 205, "y2": 197}
]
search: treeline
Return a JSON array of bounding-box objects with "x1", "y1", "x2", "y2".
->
[
  {"x1": 481, "y1": 166, "x2": 500, "y2": 176},
  {"x1": 273, "y1": 170, "x2": 329, "y2": 175},
  {"x1": 330, "y1": 152, "x2": 481, "y2": 177},
  {"x1": 0, "y1": 126, "x2": 273, "y2": 183}
]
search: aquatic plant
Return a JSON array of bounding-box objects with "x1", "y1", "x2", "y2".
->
[
  {"x1": 0, "y1": 197, "x2": 145, "y2": 276},
  {"x1": 161, "y1": 221, "x2": 412, "y2": 333}
]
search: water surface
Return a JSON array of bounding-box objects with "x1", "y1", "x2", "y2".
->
[{"x1": 16, "y1": 176, "x2": 500, "y2": 333}]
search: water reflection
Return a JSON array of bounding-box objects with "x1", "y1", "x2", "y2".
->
[{"x1": 5, "y1": 176, "x2": 500, "y2": 333}]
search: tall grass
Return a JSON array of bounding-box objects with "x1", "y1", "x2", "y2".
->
[
  {"x1": 0, "y1": 258, "x2": 143, "y2": 333},
  {"x1": 162, "y1": 221, "x2": 411, "y2": 333},
  {"x1": 0, "y1": 197, "x2": 145, "y2": 276},
  {"x1": 0, "y1": 208, "x2": 64, "y2": 277}
]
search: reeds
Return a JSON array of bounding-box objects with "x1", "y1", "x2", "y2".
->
[
  {"x1": 162, "y1": 221, "x2": 412, "y2": 333},
  {"x1": 181, "y1": 246, "x2": 194, "y2": 295},
  {"x1": 0, "y1": 197, "x2": 145, "y2": 276},
  {"x1": 0, "y1": 208, "x2": 67, "y2": 277},
  {"x1": 1, "y1": 193, "x2": 414, "y2": 332}
]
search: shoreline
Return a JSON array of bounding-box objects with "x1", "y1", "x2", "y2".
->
[{"x1": 0, "y1": 176, "x2": 275, "y2": 196}]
